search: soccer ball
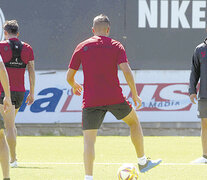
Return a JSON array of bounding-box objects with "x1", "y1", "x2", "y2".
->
[{"x1": 117, "y1": 163, "x2": 139, "y2": 180}]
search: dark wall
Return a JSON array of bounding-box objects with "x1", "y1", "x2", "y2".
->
[
  {"x1": 126, "y1": 0, "x2": 207, "y2": 70},
  {"x1": 1, "y1": 0, "x2": 206, "y2": 70}
]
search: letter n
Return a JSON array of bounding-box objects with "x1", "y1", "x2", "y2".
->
[{"x1": 138, "y1": 0, "x2": 158, "y2": 28}]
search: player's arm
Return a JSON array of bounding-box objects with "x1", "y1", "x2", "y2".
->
[
  {"x1": 189, "y1": 49, "x2": 200, "y2": 104},
  {"x1": 119, "y1": 62, "x2": 142, "y2": 109},
  {"x1": 66, "y1": 68, "x2": 83, "y2": 96},
  {"x1": 26, "y1": 60, "x2": 35, "y2": 105},
  {"x1": 0, "y1": 56, "x2": 12, "y2": 113},
  {"x1": 67, "y1": 44, "x2": 82, "y2": 96}
]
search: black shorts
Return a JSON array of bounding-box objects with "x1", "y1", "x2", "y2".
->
[
  {"x1": 0, "y1": 113, "x2": 4, "y2": 129},
  {"x1": 82, "y1": 100, "x2": 132, "y2": 130},
  {"x1": 198, "y1": 99, "x2": 207, "y2": 118},
  {"x1": 0, "y1": 91, "x2": 25, "y2": 109}
]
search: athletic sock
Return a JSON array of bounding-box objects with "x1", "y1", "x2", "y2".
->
[
  {"x1": 203, "y1": 155, "x2": 207, "y2": 159},
  {"x1": 138, "y1": 155, "x2": 147, "y2": 165},
  {"x1": 3, "y1": 178, "x2": 10, "y2": 180},
  {"x1": 85, "y1": 175, "x2": 93, "y2": 180}
]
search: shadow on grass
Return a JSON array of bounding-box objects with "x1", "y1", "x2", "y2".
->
[{"x1": 14, "y1": 166, "x2": 51, "y2": 169}]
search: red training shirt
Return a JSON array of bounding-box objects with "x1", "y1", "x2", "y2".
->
[
  {"x1": 69, "y1": 36, "x2": 128, "y2": 108},
  {"x1": 0, "y1": 38, "x2": 34, "y2": 92}
]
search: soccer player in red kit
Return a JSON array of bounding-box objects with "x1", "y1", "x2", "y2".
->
[
  {"x1": 67, "y1": 14, "x2": 161, "y2": 180},
  {"x1": 0, "y1": 20, "x2": 35, "y2": 168}
]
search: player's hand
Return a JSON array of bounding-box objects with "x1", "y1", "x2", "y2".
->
[
  {"x1": 132, "y1": 94, "x2": 142, "y2": 110},
  {"x1": 3, "y1": 96, "x2": 12, "y2": 114},
  {"x1": 26, "y1": 93, "x2": 34, "y2": 105},
  {"x1": 72, "y1": 82, "x2": 83, "y2": 96},
  {"x1": 190, "y1": 94, "x2": 197, "y2": 104}
]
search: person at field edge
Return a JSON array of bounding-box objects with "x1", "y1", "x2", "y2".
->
[
  {"x1": 66, "y1": 14, "x2": 162, "y2": 180},
  {"x1": 189, "y1": 37, "x2": 207, "y2": 163},
  {"x1": 0, "y1": 54, "x2": 12, "y2": 180},
  {"x1": 0, "y1": 20, "x2": 35, "y2": 168}
]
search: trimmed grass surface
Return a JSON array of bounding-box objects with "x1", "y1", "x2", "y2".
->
[{"x1": 4, "y1": 136, "x2": 207, "y2": 180}]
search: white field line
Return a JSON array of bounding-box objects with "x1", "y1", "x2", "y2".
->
[{"x1": 18, "y1": 162, "x2": 207, "y2": 166}]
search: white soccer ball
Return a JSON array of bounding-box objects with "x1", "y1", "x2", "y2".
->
[{"x1": 117, "y1": 163, "x2": 139, "y2": 180}]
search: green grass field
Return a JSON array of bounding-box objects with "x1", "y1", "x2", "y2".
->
[{"x1": 4, "y1": 136, "x2": 207, "y2": 180}]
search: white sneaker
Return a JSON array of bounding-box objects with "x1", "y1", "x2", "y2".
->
[
  {"x1": 10, "y1": 161, "x2": 18, "y2": 168},
  {"x1": 191, "y1": 157, "x2": 207, "y2": 164}
]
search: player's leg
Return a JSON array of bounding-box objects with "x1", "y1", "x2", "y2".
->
[
  {"x1": 8, "y1": 108, "x2": 19, "y2": 168},
  {"x1": 192, "y1": 118, "x2": 207, "y2": 163},
  {"x1": 191, "y1": 100, "x2": 207, "y2": 163},
  {"x1": 82, "y1": 107, "x2": 106, "y2": 180},
  {"x1": 0, "y1": 104, "x2": 17, "y2": 163},
  {"x1": 201, "y1": 118, "x2": 207, "y2": 157},
  {"x1": 0, "y1": 128, "x2": 10, "y2": 179},
  {"x1": 122, "y1": 108, "x2": 162, "y2": 172},
  {"x1": 108, "y1": 101, "x2": 144, "y2": 157},
  {"x1": 14, "y1": 107, "x2": 19, "y2": 143},
  {"x1": 83, "y1": 129, "x2": 98, "y2": 177},
  {"x1": 122, "y1": 108, "x2": 144, "y2": 157},
  {"x1": 6, "y1": 91, "x2": 24, "y2": 167},
  {"x1": 0, "y1": 91, "x2": 19, "y2": 165},
  {"x1": 109, "y1": 101, "x2": 161, "y2": 172}
]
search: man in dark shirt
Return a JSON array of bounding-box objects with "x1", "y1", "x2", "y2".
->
[
  {"x1": 189, "y1": 38, "x2": 207, "y2": 163},
  {"x1": 67, "y1": 14, "x2": 161, "y2": 180}
]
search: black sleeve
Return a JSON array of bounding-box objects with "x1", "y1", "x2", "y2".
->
[{"x1": 189, "y1": 49, "x2": 200, "y2": 95}]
